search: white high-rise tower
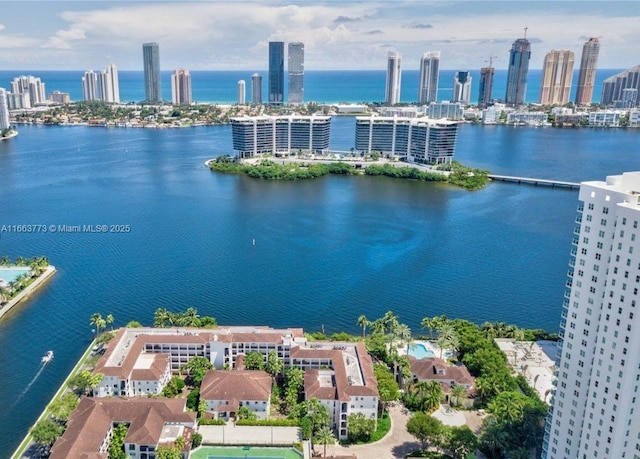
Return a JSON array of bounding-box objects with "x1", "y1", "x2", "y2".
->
[
  {"x1": 385, "y1": 51, "x2": 402, "y2": 105},
  {"x1": 418, "y1": 51, "x2": 440, "y2": 104},
  {"x1": 543, "y1": 171, "x2": 640, "y2": 459},
  {"x1": 0, "y1": 88, "x2": 11, "y2": 131},
  {"x1": 237, "y1": 80, "x2": 246, "y2": 105}
]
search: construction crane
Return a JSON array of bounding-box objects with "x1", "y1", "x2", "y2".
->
[{"x1": 485, "y1": 55, "x2": 499, "y2": 68}]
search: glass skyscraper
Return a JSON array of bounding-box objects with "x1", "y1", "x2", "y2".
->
[
  {"x1": 418, "y1": 51, "x2": 440, "y2": 104},
  {"x1": 478, "y1": 66, "x2": 494, "y2": 107},
  {"x1": 505, "y1": 38, "x2": 531, "y2": 105},
  {"x1": 251, "y1": 73, "x2": 262, "y2": 104},
  {"x1": 143, "y1": 42, "x2": 161, "y2": 103},
  {"x1": 287, "y1": 42, "x2": 304, "y2": 104},
  {"x1": 385, "y1": 51, "x2": 402, "y2": 105},
  {"x1": 268, "y1": 42, "x2": 284, "y2": 105},
  {"x1": 452, "y1": 71, "x2": 472, "y2": 104}
]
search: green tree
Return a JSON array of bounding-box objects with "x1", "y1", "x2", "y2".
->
[
  {"x1": 406, "y1": 412, "x2": 444, "y2": 451},
  {"x1": 373, "y1": 364, "x2": 400, "y2": 413},
  {"x1": 487, "y1": 391, "x2": 528, "y2": 423},
  {"x1": 156, "y1": 445, "x2": 182, "y2": 459},
  {"x1": 49, "y1": 393, "x2": 79, "y2": 421},
  {"x1": 244, "y1": 351, "x2": 265, "y2": 370},
  {"x1": 182, "y1": 307, "x2": 200, "y2": 327},
  {"x1": 423, "y1": 381, "x2": 444, "y2": 411},
  {"x1": 237, "y1": 406, "x2": 257, "y2": 420},
  {"x1": 450, "y1": 384, "x2": 467, "y2": 408},
  {"x1": 106, "y1": 313, "x2": 115, "y2": 331},
  {"x1": 436, "y1": 323, "x2": 460, "y2": 359},
  {"x1": 198, "y1": 399, "x2": 208, "y2": 418},
  {"x1": 264, "y1": 350, "x2": 283, "y2": 378},
  {"x1": 108, "y1": 423, "x2": 128, "y2": 459},
  {"x1": 315, "y1": 425, "x2": 335, "y2": 457},
  {"x1": 154, "y1": 308, "x2": 171, "y2": 327},
  {"x1": 357, "y1": 314, "x2": 369, "y2": 339},
  {"x1": 347, "y1": 412, "x2": 376, "y2": 442},
  {"x1": 184, "y1": 356, "x2": 213, "y2": 387},
  {"x1": 191, "y1": 431, "x2": 202, "y2": 448},
  {"x1": 90, "y1": 313, "x2": 106, "y2": 337},
  {"x1": 126, "y1": 320, "x2": 143, "y2": 328},
  {"x1": 31, "y1": 419, "x2": 63, "y2": 448},
  {"x1": 446, "y1": 425, "x2": 477, "y2": 459},
  {"x1": 479, "y1": 422, "x2": 509, "y2": 459}
]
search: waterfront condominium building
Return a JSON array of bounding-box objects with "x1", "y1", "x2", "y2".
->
[
  {"x1": 82, "y1": 64, "x2": 120, "y2": 103},
  {"x1": 237, "y1": 80, "x2": 246, "y2": 105},
  {"x1": 505, "y1": 37, "x2": 531, "y2": 105},
  {"x1": 142, "y1": 42, "x2": 162, "y2": 103},
  {"x1": 452, "y1": 71, "x2": 472, "y2": 104},
  {"x1": 170, "y1": 69, "x2": 192, "y2": 105},
  {"x1": 539, "y1": 50, "x2": 575, "y2": 105},
  {"x1": 287, "y1": 42, "x2": 304, "y2": 104},
  {"x1": 418, "y1": 51, "x2": 440, "y2": 104},
  {"x1": 542, "y1": 171, "x2": 640, "y2": 459},
  {"x1": 231, "y1": 114, "x2": 331, "y2": 157},
  {"x1": 385, "y1": 51, "x2": 402, "y2": 105},
  {"x1": 49, "y1": 91, "x2": 70, "y2": 105},
  {"x1": 10, "y1": 75, "x2": 46, "y2": 106},
  {"x1": 0, "y1": 88, "x2": 10, "y2": 131},
  {"x1": 355, "y1": 115, "x2": 458, "y2": 164},
  {"x1": 575, "y1": 38, "x2": 600, "y2": 105},
  {"x1": 251, "y1": 73, "x2": 262, "y2": 104},
  {"x1": 268, "y1": 41, "x2": 284, "y2": 104},
  {"x1": 478, "y1": 66, "x2": 495, "y2": 107},
  {"x1": 601, "y1": 64, "x2": 640, "y2": 108}
]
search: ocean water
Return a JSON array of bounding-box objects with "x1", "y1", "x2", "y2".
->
[
  {"x1": 1, "y1": 120, "x2": 640, "y2": 454},
  {"x1": 0, "y1": 69, "x2": 624, "y2": 105}
]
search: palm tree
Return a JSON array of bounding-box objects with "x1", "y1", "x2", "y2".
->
[
  {"x1": 154, "y1": 308, "x2": 171, "y2": 328},
  {"x1": 423, "y1": 381, "x2": 443, "y2": 411},
  {"x1": 0, "y1": 286, "x2": 8, "y2": 304},
  {"x1": 488, "y1": 393, "x2": 525, "y2": 422},
  {"x1": 315, "y1": 426, "x2": 334, "y2": 457},
  {"x1": 0, "y1": 256, "x2": 10, "y2": 266},
  {"x1": 481, "y1": 424, "x2": 509, "y2": 459},
  {"x1": 370, "y1": 318, "x2": 386, "y2": 335},
  {"x1": 420, "y1": 317, "x2": 436, "y2": 340},
  {"x1": 382, "y1": 311, "x2": 399, "y2": 335},
  {"x1": 90, "y1": 313, "x2": 104, "y2": 338},
  {"x1": 394, "y1": 323, "x2": 411, "y2": 350},
  {"x1": 357, "y1": 315, "x2": 369, "y2": 339},
  {"x1": 183, "y1": 307, "x2": 200, "y2": 327},
  {"x1": 106, "y1": 314, "x2": 114, "y2": 331},
  {"x1": 450, "y1": 384, "x2": 467, "y2": 407},
  {"x1": 436, "y1": 324, "x2": 459, "y2": 359}
]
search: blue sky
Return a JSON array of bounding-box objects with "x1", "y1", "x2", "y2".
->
[{"x1": 0, "y1": 1, "x2": 638, "y2": 70}]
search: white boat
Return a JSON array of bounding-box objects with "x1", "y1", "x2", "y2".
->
[{"x1": 42, "y1": 350, "x2": 54, "y2": 364}]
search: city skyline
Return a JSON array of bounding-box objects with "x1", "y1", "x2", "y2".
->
[
  {"x1": 1, "y1": 2, "x2": 639, "y2": 71},
  {"x1": 142, "y1": 42, "x2": 161, "y2": 102}
]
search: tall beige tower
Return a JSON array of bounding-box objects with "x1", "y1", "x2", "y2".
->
[
  {"x1": 575, "y1": 37, "x2": 600, "y2": 105},
  {"x1": 539, "y1": 50, "x2": 575, "y2": 105}
]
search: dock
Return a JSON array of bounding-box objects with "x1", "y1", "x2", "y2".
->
[{"x1": 489, "y1": 174, "x2": 580, "y2": 190}]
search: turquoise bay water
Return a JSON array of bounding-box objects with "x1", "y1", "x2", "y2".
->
[{"x1": 0, "y1": 120, "x2": 639, "y2": 454}]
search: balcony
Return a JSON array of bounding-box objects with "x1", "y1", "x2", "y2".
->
[
  {"x1": 570, "y1": 248, "x2": 577, "y2": 256},
  {"x1": 573, "y1": 227, "x2": 581, "y2": 235},
  {"x1": 562, "y1": 299, "x2": 569, "y2": 309},
  {"x1": 566, "y1": 280, "x2": 572, "y2": 288},
  {"x1": 568, "y1": 259, "x2": 575, "y2": 267},
  {"x1": 559, "y1": 320, "x2": 566, "y2": 330},
  {"x1": 558, "y1": 330, "x2": 565, "y2": 339},
  {"x1": 576, "y1": 215, "x2": 582, "y2": 223},
  {"x1": 561, "y1": 310, "x2": 567, "y2": 319},
  {"x1": 567, "y1": 270, "x2": 574, "y2": 278},
  {"x1": 577, "y1": 204, "x2": 584, "y2": 213}
]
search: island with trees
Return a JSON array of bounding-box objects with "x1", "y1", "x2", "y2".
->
[{"x1": 0, "y1": 256, "x2": 55, "y2": 320}]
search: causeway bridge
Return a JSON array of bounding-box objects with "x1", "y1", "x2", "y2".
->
[{"x1": 489, "y1": 174, "x2": 580, "y2": 190}]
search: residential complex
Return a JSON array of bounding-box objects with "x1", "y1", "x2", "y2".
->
[
  {"x1": 601, "y1": 65, "x2": 640, "y2": 108},
  {"x1": 452, "y1": 71, "x2": 472, "y2": 104},
  {"x1": 171, "y1": 69, "x2": 192, "y2": 105},
  {"x1": 287, "y1": 42, "x2": 304, "y2": 104},
  {"x1": 575, "y1": 38, "x2": 600, "y2": 105},
  {"x1": 50, "y1": 397, "x2": 196, "y2": 459},
  {"x1": 427, "y1": 102, "x2": 463, "y2": 120},
  {"x1": 385, "y1": 51, "x2": 402, "y2": 105},
  {"x1": 355, "y1": 115, "x2": 459, "y2": 164},
  {"x1": 143, "y1": 42, "x2": 162, "y2": 103},
  {"x1": 539, "y1": 50, "x2": 575, "y2": 105},
  {"x1": 0, "y1": 88, "x2": 10, "y2": 131},
  {"x1": 418, "y1": 51, "x2": 440, "y2": 104},
  {"x1": 478, "y1": 65, "x2": 495, "y2": 107},
  {"x1": 251, "y1": 73, "x2": 262, "y2": 104},
  {"x1": 230, "y1": 114, "x2": 331, "y2": 157},
  {"x1": 237, "y1": 79, "x2": 246, "y2": 105},
  {"x1": 88, "y1": 326, "x2": 378, "y2": 440},
  {"x1": 542, "y1": 171, "x2": 640, "y2": 459},
  {"x1": 10, "y1": 75, "x2": 46, "y2": 106},
  {"x1": 268, "y1": 41, "x2": 285, "y2": 105},
  {"x1": 82, "y1": 64, "x2": 120, "y2": 103},
  {"x1": 49, "y1": 91, "x2": 70, "y2": 105},
  {"x1": 505, "y1": 37, "x2": 531, "y2": 105}
]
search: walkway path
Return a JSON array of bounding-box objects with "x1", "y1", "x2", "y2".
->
[{"x1": 322, "y1": 404, "x2": 419, "y2": 459}]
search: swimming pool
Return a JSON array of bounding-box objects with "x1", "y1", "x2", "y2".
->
[
  {"x1": 0, "y1": 268, "x2": 30, "y2": 284},
  {"x1": 408, "y1": 343, "x2": 436, "y2": 359}
]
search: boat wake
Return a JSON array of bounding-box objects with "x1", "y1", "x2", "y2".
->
[{"x1": 9, "y1": 355, "x2": 51, "y2": 410}]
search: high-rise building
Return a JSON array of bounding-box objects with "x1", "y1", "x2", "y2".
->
[
  {"x1": 287, "y1": 42, "x2": 304, "y2": 104},
  {"x1": 170, "y1": 69, "x2": 192, "y2": 105},
  {"x1": 251, "y1": 73, "x2": 262, "y2": 104},
  {"x1": 575, "y1": 38, "x2": 600, "y2": 105},
  {"x1": 452, "y1": 71, "x2": 472, "y2": 104},
  {"x1": 11, "y1": 75, "x2": 46, "y2": 106},
  {"x1": 601, "y1": 64, "x2": 640, "y2": 108},
  {"x1": 505, "y1": 36, "x2": 531, "y2": 105},
  {"x1": 237, "y1": 80, "x2": 246, "y2": 105},
  {"x1": 418, "y1": 52, "x2": 440, "y2": 105},
  {"x1": 542, "y1": 171, "x2": 640, "y2": 459},
  {"x1": 100, "y1": 63, "x2": 120, "y2": 104},
  {"x1": 83, "y1": 64, "x2": 120, "y2": 103},
  {"x1": 143, "y1": 42, "x2": 162, "y2": 103},
  {"x1": 539, "y1": 50, "x2": 575, "y2": 105},
  {"x1": 49, "y1": 91, "x2": 70, "y2": 105},
  {"x1": 0, "y1": 88, "x2": 10, "y2": 131},
  {"x1": 478, "y1": 66, "x2": 495, "y2": 107},
  {"x1": 268, "y1": 41, "x2": 284, "y2": 105},
  {"x1": 385, "y1": 51, "x2": 402, "y2": 105},
  {"x1": 82, "y1": 70, "x2": 99, "y2": 101}
]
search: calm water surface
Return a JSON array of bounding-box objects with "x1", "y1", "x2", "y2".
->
[{"x1": 0, "y1": 120, "x2": 638, "y2": 454}]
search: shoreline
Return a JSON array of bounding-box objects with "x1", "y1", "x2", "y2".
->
[
  {"x1": 0, "y1": 130, "x2": 19, "y2": 140},
  {"x1": 0, "y1": 265, "x2": 56, "y2": 320}
]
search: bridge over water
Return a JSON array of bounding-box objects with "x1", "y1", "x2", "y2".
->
[{"x1": 489, "y1": 174, "x2": 580, "y2": 190}]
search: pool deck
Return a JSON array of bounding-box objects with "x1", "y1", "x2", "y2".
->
[
  {"x1": 0, "y1": 266, "x2": 56, "y2": 320},
  {"x1": 198, "y1": 423, "x2": 302, "y2": 447}
]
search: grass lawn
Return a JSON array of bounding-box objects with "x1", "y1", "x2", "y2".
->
[
  {"x1": 340, "y1": 412, "x2": 391, "y2": 445},
  {"x1": 191, "y1": 446, "x2": 302, "y2": 459}
]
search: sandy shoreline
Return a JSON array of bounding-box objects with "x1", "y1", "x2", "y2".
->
[{"x1": 0, "y1": 266, "x2": 56, "y2": 320}]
